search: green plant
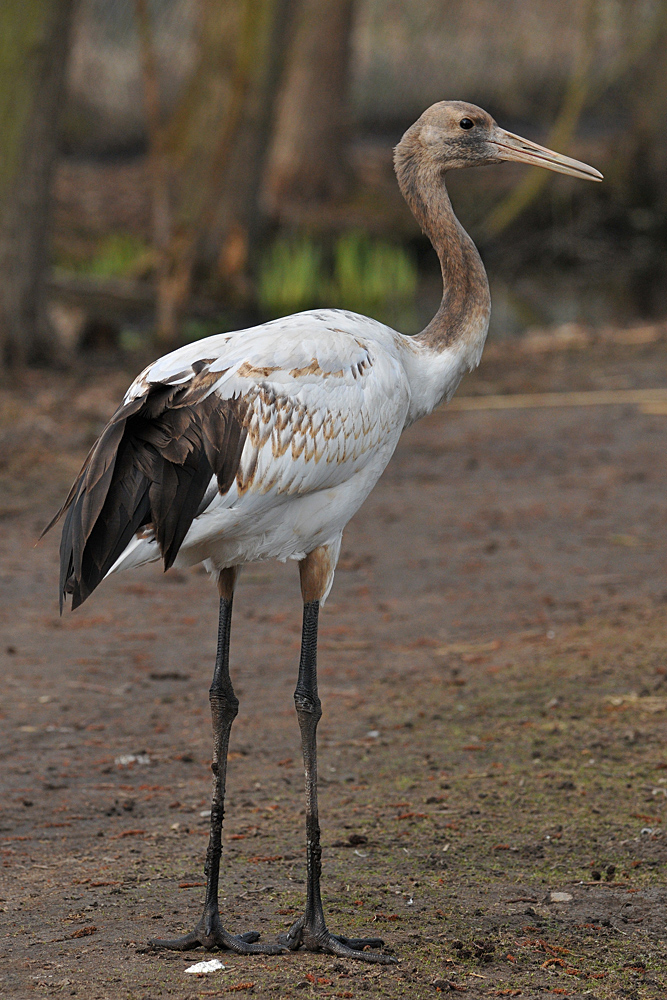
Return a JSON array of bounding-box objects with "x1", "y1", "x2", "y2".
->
[
  {"x1": 91, "y1": 233, "x2": 153, "y2": 279},
  {"x1": 59, "y1": 233, "x2": 153, "y2": 280},
  {"x1": 258, "y1": 231, "x2": 418, "y2": 327},
  {"x1": 331, "y1": 231, "x2": 418, "y2": 324},
  {"x1": 258, "y1": 236, "x2": 324, "y2": 316}
]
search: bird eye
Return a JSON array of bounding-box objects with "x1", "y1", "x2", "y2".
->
[{"x1": 459, "y1": 118, "x2": 475, "y2": 130}]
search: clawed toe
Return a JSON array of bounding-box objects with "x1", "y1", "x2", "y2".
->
[
  {"x1": 149, "y1": 913, "x2": 281, "y2": 955},
  {"x1": 279, "y1": 917, "x2": 396, "y2": 964},
  {"x1": 332, "y1": 934, "x2": 386, "y2": 951},
  {"x1": 323, "y1": 932, "x2": 397, "y2": 965},
  {"x1": 149, "y1": 929, "x2": 202, "y2": 952},
  {"x1": 237, "y1": 931, "x2": 261, "y2": 944}
]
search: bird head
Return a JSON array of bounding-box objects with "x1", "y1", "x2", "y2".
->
[{"x1": 395, "y1": 100, "x2": 602, "y2": 185}]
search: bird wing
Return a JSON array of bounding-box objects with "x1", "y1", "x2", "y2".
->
[
  {"x1": 127, "y1": 311, "x2": 410, "y2": 503},
  {"x1": 48, "y1": 311, "x2": 411, "y2": 608},
  {"x1": 45, "y1": 368, "x2": 249, "y2": 609}
]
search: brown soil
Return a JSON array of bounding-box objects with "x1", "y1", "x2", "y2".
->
[{"x1": 1, "y1": 338, "x2": 667, "y2": 999}]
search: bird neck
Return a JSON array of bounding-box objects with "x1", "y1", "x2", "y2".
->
[
  {"x1": 392, "y1": 144, "x2": 491, "y2": 423},
  {"x1": 417, "y1": 185, "x2": 491, "y2": 361},
  {"x1": 395, "y1": 145, "x2": 491, "y2": 359}
]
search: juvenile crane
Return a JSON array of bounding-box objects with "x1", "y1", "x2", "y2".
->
[{"x1": 48, "y1": 103, "x2": 601, "y2": 963}]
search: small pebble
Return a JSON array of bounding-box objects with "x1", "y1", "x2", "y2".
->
[{"x1": 550, "y1": 891, "x2": 573, "y2": 903}]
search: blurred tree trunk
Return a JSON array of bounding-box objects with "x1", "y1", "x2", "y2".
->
[
  {"x1": 0, "y1": 0, "x2": 75, "y2": 367},
  {"x1": 136, "y1": 0, "x2": 238, "y2": 346},
  {"x1": 265, "y1": 0, "x2": 355, "y2": 212},
  {"x1": 137, "y1": 0, "x2": 291, "y2": 347},
  {"x1": 135, "y1": 0, "x2": 174, "y2": 347},
  {"x1": 203, "y1": 0, "x2": 291, "y2": 303}
]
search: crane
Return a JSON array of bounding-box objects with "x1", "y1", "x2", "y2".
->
[{"x1": 46, "y1": 102, "x2": 601, "y2": 964}]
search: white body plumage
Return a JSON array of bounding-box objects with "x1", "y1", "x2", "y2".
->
[{"x1": 109, "y1": 307, "x2": 487, "y2": 599}]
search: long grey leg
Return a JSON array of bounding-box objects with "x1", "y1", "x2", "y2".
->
[
  {"x1": 151, "y1": 568, "x2": 282, "y2": 954},
  {"x1": 280, "y1": 548, "x2": 396, "y2": 964}
]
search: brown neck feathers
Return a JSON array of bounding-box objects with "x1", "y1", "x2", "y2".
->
[{"x1": 394, "y1": 129, "x2": 490, "y2": 350}]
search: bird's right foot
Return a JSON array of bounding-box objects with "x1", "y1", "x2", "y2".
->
[
  {"x1": 150, "y1": 907, "x2": 283, "y2": 954},
  {"x1": 279, "y1": 915, "x2": 397, "y2": 964}
]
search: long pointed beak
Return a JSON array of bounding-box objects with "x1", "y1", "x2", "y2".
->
[{"x1": 491, "y1": 128, "x2": 603, "y2": 182}]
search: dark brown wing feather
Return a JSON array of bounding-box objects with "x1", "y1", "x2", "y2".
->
[{"x1": 45, "y1": 378, "x2": 248, "y2": 610}]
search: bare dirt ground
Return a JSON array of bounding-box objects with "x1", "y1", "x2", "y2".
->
[{"x1": 2, "y1": 336, "x2": 667, "y2": 999}]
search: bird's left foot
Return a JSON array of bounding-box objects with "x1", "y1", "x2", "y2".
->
[
  {"x1": 149, "y1": 906, "x2": 283, "y2": 954},
  {"x1": 279, "y1": 915, "x2": 397, "y2": 964}
]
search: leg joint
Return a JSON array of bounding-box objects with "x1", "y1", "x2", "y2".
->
[
  {"x1": 209, "y1": 689, "x2": 239, "y2": 716},
  {"x1": 294, "y1": 691, "x2": 322, "y2": 718}
]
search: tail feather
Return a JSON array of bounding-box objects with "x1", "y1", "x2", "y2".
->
[{"x1": 45, "y1": 376, "x2": 248, "y2": 610}]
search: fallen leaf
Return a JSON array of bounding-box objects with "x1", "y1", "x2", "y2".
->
[{"x1": 69, "y1": 925, "x2": 97, "y2": 939}]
